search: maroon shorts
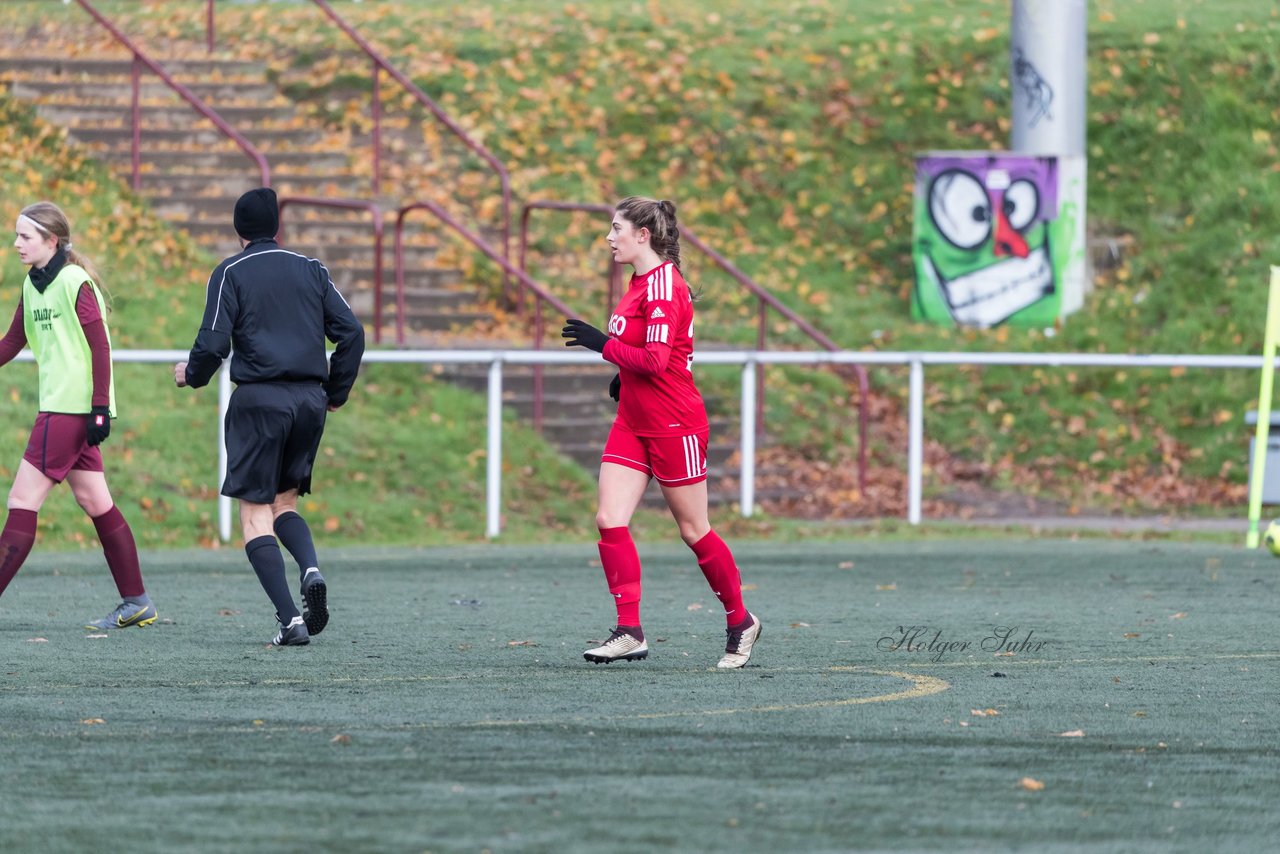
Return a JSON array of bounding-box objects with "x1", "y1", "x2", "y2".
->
[
  {"x1": 602, "y1": 420, "x2": 708, "y2": 486},
  {"x1": 23, "y1": 412, "x2": 103, "y2": 482}
]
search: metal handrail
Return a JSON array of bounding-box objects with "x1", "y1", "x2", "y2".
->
[
  {"x1": 201, "y1": 0, "x2": 514, "y2": 301},
  {"x1": 73, "y1": 0, "x2": 270, "y2": 189},
  {"x1": 519, "y1": 200, "x2": 871, "y2": 492},
  {"x1": 396, "y1": 202, "x2": 583, "y2": 435},
  {"x1": 305, "y1": 0, "x2": 513, "y2": 300},
  {"x1": 518, "y1": 201, "x2": 627, "y2": 315},
  {"x1": 277, "y1": 196, "x2": 385, "y2": 343},
  {"x1": 514, "y1": 201, "x2": 626, "y2": 430},
  {"x1": 681, "y1": 226, "x2": 873, "y2": 492},
  {"x1": 31, "y1": 348, "x2": 1261, "y2": 539},
  {"x1": 397, "y1": 199, "x2": 576, "y2": 335}
]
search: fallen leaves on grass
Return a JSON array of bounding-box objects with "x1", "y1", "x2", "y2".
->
[
  {"x1": 81, "y1": 718, "x2": 106, "y2": 725},
  {"x1": 507, "y1": 640, "x2": 537, "y2": 647},
  {"x1": 1019, "y1": 777, "x2": 1045, "y2": 791},
  {"x1": 970, "y1": 708, "x2": 999, "y2": 717},
  {"x1": 25, "y1": 638, "x2": 48, "y2": 643},
  {"x1": 331, "y1": 734, "x2": 352, "y2": 745},
  {"x1": 1058, "y1": 729, "x2": 1086, "y2": 737}
]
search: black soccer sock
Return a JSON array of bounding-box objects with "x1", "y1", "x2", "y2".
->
[
  {"x1": 245, "y1": 536, "x2": 300, "y2": 622},
  {"x1": 274, "y1": 511, "x2": 319, "y2": 581}
]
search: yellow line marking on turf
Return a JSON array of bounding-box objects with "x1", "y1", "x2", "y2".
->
[
  {"x1": 1, "y1": 666, "x2": 950, "y2": 698},
  {"x1": 4, "y1": 667, "x2": 951, "y2": 735},
  {"x1": 622, "y1": 668, "x2": 950, "y2": 720},
  {"x1": 6, "y1": 652, "x2": 1274, "y2": 694},
  {"x1": 447, "y1": 667, "x2": 950, "y2": 728}
]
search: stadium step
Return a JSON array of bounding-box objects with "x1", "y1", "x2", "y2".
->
[{"x1": 0, "y1": 52, "x2": 481, "y2": 342}]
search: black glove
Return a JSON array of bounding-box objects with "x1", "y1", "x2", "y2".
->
[
  {"x1": 608, "y1": 372, "x2": 621, "y2": 403},
  {"x1": 561, "y1": 319, "x2": 609, "y2": 353},
  {"x1": 86, "y1": 405, "x2": 111, "y2": 447}
]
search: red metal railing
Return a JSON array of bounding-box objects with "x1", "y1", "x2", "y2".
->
[
  {"x1": 277, "y1": 196, "x2": 385, "y2": 342},
  {"x1": 309, "y1": 0, "x2": 512, "y2": 303},
  {"x1": 397, "y1": 199, "x2": 575, "y2": 336},
  {"x1": 519, "y1": 201, "x2": 870, "y2": 492},
  {"x1": 204, "y1": 0, "x2": 514, "y2": 303},
  {"x1": 204, "y1": 0, "x2": 214, "y2": 53},
  {"x1": 74, "y1": 0, "x2": 270, "y2": 190},
  {"x1": 518, "y1": 201, "x2": 627, "y2": 318},
  {"x1": 399, "y1": 200, "x2": 579, "y2": 429}
]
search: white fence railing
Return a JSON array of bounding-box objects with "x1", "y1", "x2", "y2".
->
[{"x1": 20, "y1": 349, "x2": 1269, "y2": 540}]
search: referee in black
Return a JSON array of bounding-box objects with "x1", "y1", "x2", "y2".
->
[{"x1": 174, "y1": 187, "x2": 365, "y2": 646}]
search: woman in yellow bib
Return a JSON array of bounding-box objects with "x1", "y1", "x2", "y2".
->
[{"x1": 0, "y1": 201, "x2": 158, "y2": 630}]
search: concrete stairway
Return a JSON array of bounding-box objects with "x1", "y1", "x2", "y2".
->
[{"x1": 0, "y1": 55, "x2": 488, "y2": 343}]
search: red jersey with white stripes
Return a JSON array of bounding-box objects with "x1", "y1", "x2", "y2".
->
[{"x1": 602, "y1": 262, "x2": 708, "y2": 437}]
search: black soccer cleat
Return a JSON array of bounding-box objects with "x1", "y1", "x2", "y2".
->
[
  {"x1": 272, "y1": 614, "x2": 310, "y2": 646},
  {"x1": 301, "y1": 568, "x2": 328, "y2": 636}
]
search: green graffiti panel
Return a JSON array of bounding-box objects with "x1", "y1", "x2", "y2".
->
[{"x1": 912, "y1": 152, "x2": 1084, "y2": 328}]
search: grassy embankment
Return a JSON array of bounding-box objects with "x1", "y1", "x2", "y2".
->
[{"x1": 2, "y1": 0, "x2": 1277, "y2": 551}]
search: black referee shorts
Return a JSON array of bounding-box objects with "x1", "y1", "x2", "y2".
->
[{"x1": 222, "y1": 382, "x2": 329, "y2": 503}]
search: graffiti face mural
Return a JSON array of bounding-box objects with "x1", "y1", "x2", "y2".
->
[{"x1": 912, "y1": 153, "x2": 1078, "y2": 328}]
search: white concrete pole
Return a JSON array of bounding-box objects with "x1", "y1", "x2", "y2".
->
[{"x1": 1010, "y1": 0, "x2": 1087, "y2": 156}]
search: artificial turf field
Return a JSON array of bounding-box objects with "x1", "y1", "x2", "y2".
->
[{"x1": 1, "y1": 538, "x2": 1277, "y2": 853}]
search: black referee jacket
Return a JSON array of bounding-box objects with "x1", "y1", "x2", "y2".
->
[{"x1": 184, "y1": 239, "x2": 365, "y2": 406}]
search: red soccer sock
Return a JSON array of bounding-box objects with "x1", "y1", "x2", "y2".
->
[
  {"x1": 0, "y1": 509, "x2": 38, "y2": 598},
  {"x1": 92, "y1": 505, "x2": 147, "y2": 598},
  {"x1": 690, "y1": 529, "x2": 747, "y2": 626},
  {"x1": 597, "y1": 526, "x2": 642, "y2": 627}
]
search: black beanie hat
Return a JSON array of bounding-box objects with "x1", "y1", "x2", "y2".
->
[{"x1": 233, "y1": 187, "x2": 279, "y2": 240}]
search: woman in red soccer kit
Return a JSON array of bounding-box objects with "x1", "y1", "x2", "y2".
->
[
  {"x1": 0, "y1": 201, "x2": 157, "y2": 630},
  {"x1": 562, "y1": 196, "x2": 761, "y2": 668}
]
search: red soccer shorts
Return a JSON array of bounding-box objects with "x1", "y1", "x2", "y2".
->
[
  {"x1": 23, "y1": 412, "x2": 104, "y2": 482},
  {"x1": 602, "y1": 420, "x2": 708, "y2": 486}
]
